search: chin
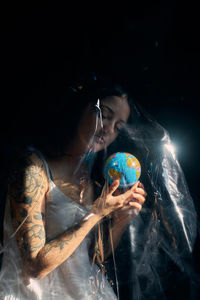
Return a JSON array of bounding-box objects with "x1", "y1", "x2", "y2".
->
[{"x1": 93, "y1": 142, "x2": 107, "y2": 153}]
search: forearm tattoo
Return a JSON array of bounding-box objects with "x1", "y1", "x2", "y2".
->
[{"x1": 43, "y1": 224, "x2": 82, "y2": 256}]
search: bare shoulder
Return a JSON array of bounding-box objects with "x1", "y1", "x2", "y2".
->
[{"x1": 9, "y1": 150, "x2": 49, "y2": 205}]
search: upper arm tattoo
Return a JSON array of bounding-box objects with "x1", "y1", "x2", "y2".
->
[
  {"x1": 9, "y1": 152, "x2": 45, "y2": 206},
  {"x1": 9, "y1": 151, "x2": 48, "y2": 259}
]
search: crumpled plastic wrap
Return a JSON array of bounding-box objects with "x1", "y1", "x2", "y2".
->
[
  {"x1": 0, "y1": 76, "x2": 199, "y2": 299},
  {"x1": 104, "y1": 102, "x2": 198, "y2": 299}
]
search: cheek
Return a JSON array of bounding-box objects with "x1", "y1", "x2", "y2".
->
[{"x1": 106, "y1": 132, "x2": 118, "y2": 146}]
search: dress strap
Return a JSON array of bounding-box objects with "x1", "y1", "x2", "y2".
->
[{"x1": 28, "y1": 146, "x2": 53, "y2": 181}]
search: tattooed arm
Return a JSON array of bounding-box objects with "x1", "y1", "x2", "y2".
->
[
  {"x1": 10, "y1": 153, "x2": 144, "y2": 280},
  {"x1": 9, "y1": 152, "x2": 102, "y2": 280}
]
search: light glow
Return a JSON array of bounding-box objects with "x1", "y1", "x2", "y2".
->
[{"x1": 164, "y1": 142, "x2": 177, "y2": 159}]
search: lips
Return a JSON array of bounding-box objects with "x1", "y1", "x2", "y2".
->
[{"x1": 95, "y1": 135, "x2": 105, "y2": 144}]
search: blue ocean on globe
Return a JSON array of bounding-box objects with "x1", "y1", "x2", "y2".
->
[{"x1": 104, "y1": 152, "x2": 141, "y2": 188}]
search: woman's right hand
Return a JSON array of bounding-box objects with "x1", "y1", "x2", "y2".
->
[{"x1": 92, "y1": 180, "x2": 139, "y2": 217}]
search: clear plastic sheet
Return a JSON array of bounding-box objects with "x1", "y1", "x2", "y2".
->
[
  {"x1": 0, "y1": 74, "x2": 199, "y2": 299},
  {"x1": 105, "y1": 103, "x2": 198, "y2": 299}
]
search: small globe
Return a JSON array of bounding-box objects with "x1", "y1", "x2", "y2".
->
[{"x1": 104, "y1": 152, "x2": 141, "y2": 188}]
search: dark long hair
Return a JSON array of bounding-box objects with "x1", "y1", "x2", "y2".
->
[{"x1": 32, "y1": 72, "x2": 136, "y2": 159}]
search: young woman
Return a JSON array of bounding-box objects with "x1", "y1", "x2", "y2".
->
[{"x1": 0, "y1": 75, "x2": 146, "y2": 299}]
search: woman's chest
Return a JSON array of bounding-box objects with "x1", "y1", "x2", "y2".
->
[
  {"x1": 53, "y1": 178, "x2": 94, "y2": 208},
  {"x1": 47, "y1": 159, "x2": 94, "y2": 207},
  {"x1": 45, "y1": 182, "x2": 90, "y2": 240}
]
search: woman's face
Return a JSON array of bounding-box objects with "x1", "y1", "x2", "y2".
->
[{"x1": 77, "y1": 96, "x2": 130, "y2": 152}]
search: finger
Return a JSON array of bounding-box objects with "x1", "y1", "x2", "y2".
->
[
  {"x1": 114, "y1": 183, "x2": 144, "y2": 206},
  {"x1": 123, "y1": 189, "x2": 137, "y2": 205},
  {"x1": 134, "y1": 187, "x2": 147, "y2": 197},
  {"x1": 117, "y1": 204, "x2": 132, "y2": 212},
  {"x1": 121, "y1": 185, "x2": 138, "y2": 203},
  {"x1": 125, "y1": 192, "x2": 145, "y2": 206},
  {"x1": 138, "y1": 181, "x2": 144, "y2": 189},
  {"x1": 108, "y1": 180, "x2": 120, "y2": 195},
  {"x1": 129, "y1": 201, "x2": 142, "y2": 212},
  {"x1": 130, "y1": 181, "x2": 140, "y2": 192},
  {"x1": 132, "y1": 193, "x2": 146, "y2": 205}
]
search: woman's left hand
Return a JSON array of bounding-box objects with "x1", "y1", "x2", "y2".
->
[{"x1": 112, "y1": 181, "x2": 147, "y2": 226}]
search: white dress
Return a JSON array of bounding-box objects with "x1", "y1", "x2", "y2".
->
[{"x1": 0, "y1": 153, "x2": 117, "y2": 300}]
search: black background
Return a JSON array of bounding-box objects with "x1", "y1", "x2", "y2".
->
[
  {"x1": 0, "y1": 1, "x2": 200, "y2": 298},
  {"x1": 1, "y1": 1, "x2": 200, "y2": 207}
]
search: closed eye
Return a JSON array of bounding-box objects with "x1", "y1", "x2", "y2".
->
[
  {"x1": 100, "y1": 105, "x2": 113, "y2": 120},
  {"x1": 102, "y1": 114, "x2": 110, "y2": 120},
  {"x1": 115, "y1": 121, "x2": 126, "y2": 133}
]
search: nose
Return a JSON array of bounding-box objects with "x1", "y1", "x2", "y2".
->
[{"x1": 102, "y1": 119, "x2": 115, "y2": 135}]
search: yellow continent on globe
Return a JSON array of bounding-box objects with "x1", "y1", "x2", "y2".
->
[{"x1": 108, "y1": 168, "x2": 123, "y2": 180}]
